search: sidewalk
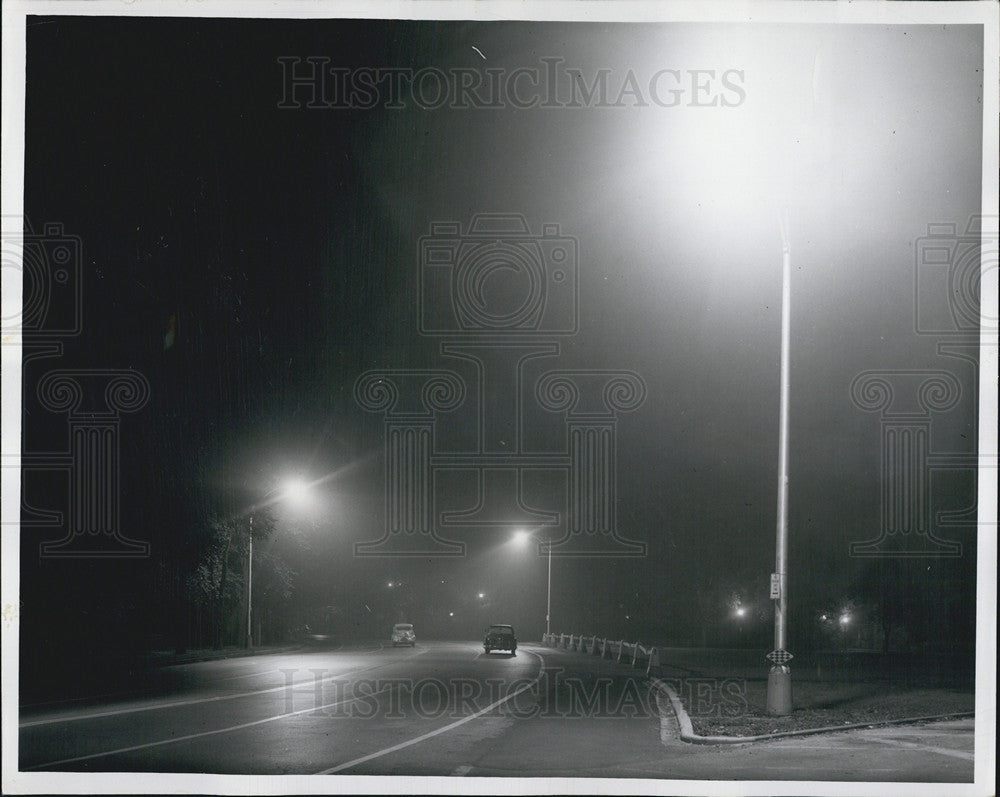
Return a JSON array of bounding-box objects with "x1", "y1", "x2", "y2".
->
[
  {"x1": 660, "y1": 677, "x2": 974, "y2": 739},
  {"x1": 543, "y1": 643, "x2": 975, "y2": 742}
]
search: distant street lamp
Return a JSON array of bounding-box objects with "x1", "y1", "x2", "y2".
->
[
  {"x1": 246, "y1": 476, "x2": 311, "y2": 649},
  {"x1": 733, "y1": 605, "x2": 748, "y2": 646},
  {"x1": 513, "y1": 528, "x2": 553, "y2": 637}
]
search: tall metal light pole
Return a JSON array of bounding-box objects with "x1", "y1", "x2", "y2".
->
[
  {"x1": 245, "y1": 477, "x2": 311, "y2": 650},
  {"x1": 514, "y1": 529, "x2": 553, "y2": 638},
  {"x1": 546, "y1": 535, "x2": 552, "y2": 638},
  {"x1": 246, "y1": 514, "x2": 254, "y2": 649},
  {"x1": 766, "y1": 214, "x2": 793, "y2": 716}
]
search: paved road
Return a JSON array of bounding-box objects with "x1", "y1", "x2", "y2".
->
[{"x1": 17, "y1": 642, "x2": 975, "y2": 782}]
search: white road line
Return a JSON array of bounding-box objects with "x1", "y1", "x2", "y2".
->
[
  {"x1": 20, "y1": 647, "x2": 428, "y2": 728},
  {"x1": 316, "y1": 650, "x2": 546, "y2": 775},
  {"x1": 27, "y1": 684, "x2": 395, "y2": 770},
  {"x1": 866, "y1": 735, "x2": 975, "y2": 761},
  {"x1": 207, "y1": 667, "x2": 280, "y2": 683}
]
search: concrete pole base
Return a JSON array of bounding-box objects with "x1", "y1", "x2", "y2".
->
[{"x1": 766, "y1": 664, "x2": 792, "y2": 716}]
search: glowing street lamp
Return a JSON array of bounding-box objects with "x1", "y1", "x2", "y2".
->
[
  {"x1": 512, "y1": 528, "x2": 553, "y2": 637},
  {"x1": 246, "y1": 476, "x2": 311, "y2": 649},
  {"x1": 635, "y1": 37, "x2": 832, "y2": 717}
]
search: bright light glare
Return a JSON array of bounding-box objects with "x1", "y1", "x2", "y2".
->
[
  {"x1": 478, "y1": 592, "x2": 485, "y2": 599},
  {"x1": 839, "y1": 614, "x2": 851, "y2": 625},
  {"x1": 735, "y1": 607, "x2": 746, "y2": 618},
  {"x1": 512, "y1": 530, "x2": 529, "y2": 545},
  {"x1": 280, "y1": 477, "x2": 310, "y2": 505}
]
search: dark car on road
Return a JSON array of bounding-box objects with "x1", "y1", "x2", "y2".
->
[
  {"x1": 391, "y1": 623, "x2": 416, "y2": 647},
  {"x1": 483, "y1": 624, "x2": 517, "y2": 655}
]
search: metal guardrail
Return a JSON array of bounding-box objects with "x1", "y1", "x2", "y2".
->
[{"x1": 542, "y1": 632, "x2": 661, "y2": 675}]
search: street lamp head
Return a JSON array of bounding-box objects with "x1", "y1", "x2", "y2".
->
[
  {"x1": 735, "y1": 606, "x2": 746, "y2": 618},
  {"x1": 512, "y1": 529, "x2": 530, "y2": 546},
  {"x1": 280, "y1": 477, "x2": 310, "y2": 505}
]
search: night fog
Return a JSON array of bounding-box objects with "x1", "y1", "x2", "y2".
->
[{"x1": 14, "y1": 16, "x2": 983, "y2": 697}]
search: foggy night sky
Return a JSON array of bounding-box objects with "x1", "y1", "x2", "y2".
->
[{"x1": 18, "y1": 18, "x2": 982, "y2": 647}]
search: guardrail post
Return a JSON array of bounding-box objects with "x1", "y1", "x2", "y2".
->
[
  {"x1": 631, "y1": 641, "x2": 640, "y2": 668},
  {"x1": 646, "y1": 646, "x2": 659, "y2": 676},
  {"x1": 616, "y1": 640, "x2": 624, "y2": 663}
]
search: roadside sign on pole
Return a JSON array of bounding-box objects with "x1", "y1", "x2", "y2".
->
[{"x1": 770, "y1": 573, "x2": 781, "y2": 599}]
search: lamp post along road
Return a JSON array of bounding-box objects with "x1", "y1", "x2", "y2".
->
[
  {"x1": 766, "y1": 216, "x2": 793, "y2": 716},
  {"x1": 546, "y1": 536, "x2": 552, "y2": 638},
  {"x1": 514, "y1": 529, "x2": 553, "y2": 638},
  {"x1": 246, "y1": 515, "x2": 254, "y2": 649},
  {"x1": 245, "y1": 477, "x2": 310, "y2": 650}
]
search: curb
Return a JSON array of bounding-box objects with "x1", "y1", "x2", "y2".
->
[
  {"x1": 649, "y1": 677, "x2": 975, "y2": 745},
  {"x1": 148, "y1": 643, "x2": 306, "y2": 668}
]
